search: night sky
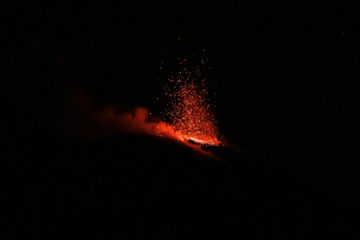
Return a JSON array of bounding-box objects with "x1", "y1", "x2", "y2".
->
[{"x1": 4, "y1": 1, "x2": 360, "y2": 239}]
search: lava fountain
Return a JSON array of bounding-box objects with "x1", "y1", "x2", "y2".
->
[
  {"x1": 93, "y1": 55, "x2": 222, "y2": 151},
  {"x1": 162, "y1": 58, "x2": 221, "y2": 146}
]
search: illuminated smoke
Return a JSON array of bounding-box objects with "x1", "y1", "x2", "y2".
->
[
  {"x1": 99, "y1": 55, "x2": 221, "y2": 147},
  {"x1": 64, "y1": 54, "x2": 221, "y2": 152},
  {"x1": 99, "y1": 106, "x2": 175, "y2": 138}
]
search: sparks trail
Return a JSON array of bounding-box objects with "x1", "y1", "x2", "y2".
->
[
  {"x1": 94, "y1": 54, "x2": 221, "y2": 152},
  {"x1": 163, "y1": 57, "x2": 221, "y2": 146}
]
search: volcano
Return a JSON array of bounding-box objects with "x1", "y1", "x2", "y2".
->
[{"x1": 6, "y1": 1, "x2": 360, "y2": 239}]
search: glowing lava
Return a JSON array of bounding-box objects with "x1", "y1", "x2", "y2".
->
[
  {"x1": 96, "y1": 54, "x2": 221, "y2": 151},
  {"x1": 163, "y1": 59, "x2": 221, "y2": 146}
]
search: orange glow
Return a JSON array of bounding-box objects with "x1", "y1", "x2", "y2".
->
[
  {"x1": 100, "y1": 107, "x2": 217, "y2": 145},
  {"x1": 98, "y1": 54, "x2": 221, "y2": 153},
  {"x1": 165, "y1": 82, "x2": 220, "y2": 146},
  {"x1": 163, "y1": 58, "x2": 221, "y2": 146}
]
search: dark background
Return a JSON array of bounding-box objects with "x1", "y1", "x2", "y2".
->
[{"x1": 3, "y1": 1, "x2": 360, "y2": 239}]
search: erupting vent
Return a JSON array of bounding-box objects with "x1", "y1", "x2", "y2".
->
[{"x1": 163, "y1": 58, "x2": 220, "y2": 146}]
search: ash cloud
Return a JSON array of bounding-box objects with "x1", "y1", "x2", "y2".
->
[{"x1": 59, "y1": 88, "x2": 174, "y2": 141}]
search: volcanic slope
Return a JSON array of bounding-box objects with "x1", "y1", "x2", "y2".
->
[{"x1": 6, "y1": 133, "x2": 360, "y2": 239}]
